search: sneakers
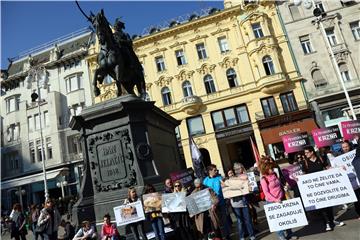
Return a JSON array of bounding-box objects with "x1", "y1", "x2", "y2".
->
[
  {"x1": 287, "y1": 235, "x2": 299, "y2": 239},
  {"x1": 333, "y1": 220, "x2": 345, "y2": 227},
  {"x1": 249, "y1": 237, "x2": 256, "y2": 240},
  {"x1": 342, "y1": 204, "x2": 348, "y2": 210},
  {"x1": 325, "y1": 223, "x2": 332, "y2": 231}
]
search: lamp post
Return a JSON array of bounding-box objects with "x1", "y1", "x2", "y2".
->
[
  {"x1": 25, "y1": 57, "x2": 50, "y2": 200},
  {"x1": 56, "y1": 180, "x2": 68, "y2": 199},
  {"x1": 15, "y1": 188, "x2": 26, "y2": 207},
  {"x1": 300, "y1": 0, "x2": 357, "y2": 120}
]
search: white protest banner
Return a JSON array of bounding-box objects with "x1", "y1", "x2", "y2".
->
[
  {"x1": 162, "y1": 192, "x2": 187, "y2": 213},
  {"x1": 298, "y1": 168, "x2": 357, "y2": 211},
  {"x1": 247, "y1": 172, "x2": 258, "y2": 192},
  {"x1": 113, "y1": 201, "x2": 145, "y2": 226},
  {"x1": 222, "y1": 177, "x2": 250, "y2": 199},
  {"x1": 330, "y1": 150, "x2": 359, "y2": 190},
  {"x1": 264, "y1": 198, "x2": 308, "y2": 232},
  {"x1": 185, "y1": 188, "x2": 212, "y2": 217}
]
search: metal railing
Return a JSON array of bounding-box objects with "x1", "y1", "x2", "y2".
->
[{"x1": 254, "y1": 101, "x2": 309, "y2": 121}]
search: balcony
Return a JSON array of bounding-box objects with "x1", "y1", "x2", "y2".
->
[
  {"x1": 256, "y1": 73, "x2": 289, "y2": 94},
  {"x1": 255, "y1": 101, "x2": 313, "y2": 129},
  {"x1": 246, "y1": 35, "x2": 277, "y2": 56},
  {"x1": 26, "y1": 99, "x2": 47, "y2": 110},
  {"x1": 307, "y1": 78, "x2": 360, "y2": 101},
  {"x1": 179, "y1": 95, "x2": 203, "y2": 115}
]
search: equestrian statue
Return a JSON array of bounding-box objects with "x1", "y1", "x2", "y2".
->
[{"x1": 76, "y1": 2, "x2": 146, "y2": 99}]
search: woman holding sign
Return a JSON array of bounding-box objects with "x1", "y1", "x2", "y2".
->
[
  {"x1": 231, "y1": 163, "x2": 256, "y2": 240},
  {"x1": 260, "y1": 160, "x2": 297, "y2": 240},
  {"x1": 124, "y1": 188, "x2": 148, "y2": 240}
]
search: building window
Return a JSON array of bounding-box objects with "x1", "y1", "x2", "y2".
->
[
  {"x1": 28, "y1": 116, "x2": 33, "y2": 132},
  {"x1": 204, "y1": 75, "x2": 216, "y2": 94},
  {"x1": 65, "y1": 73, "x2": 83, "y2": 93},
  {"x1": 196, "y1": 43, "x2": 208, "y2": 60},
  {"x1": 36, "y1": 140, "x2": 43, "y2": 162},
  {"x1": 350, "y1": 21, "x2": 360, "y2": 40},
  {"x1": 6, "y1": 95, "x2": 20, "y2": 113},
  {"x1": 211, "y1": 105, "x2": 250, "y2": 131},
  {"x1": 155, "y1": 56, "x2": 166, "y2": 72},
  {"x1": 262, "y1": 56, "x2": 275, "y2": 75},
  {"x1": 6, "y1": 123, "x2": 19, "y2": 142},
  {"x1": 67, "y1": 135, "x2": 82, "y2": 156},
  {"x1": 30, "y1": 142, "x2": 35, "y2": 163},
  {"x1": 46, "y1": 137, "x2": 53, "y2": 160},
  {"x1": 252, "y1": 23, "x2": 264, "y2": 38},
  {"x1": 339, "y1": 63, "x2": 351, "y2": 81},
  {"x1": 311, "y1": 69, "x2": 327, "y2": 88},
  {"x1": 261, "y1": 97, "x2": 279, "y2": 118},
  {"x1": 182, "y1": 81, "x2": 193, "y2": 97},
  {"x1": 187, "y1": 116, "x2": 205, "y2": 136},
  {"x1": 226, "y1": 68, "x2": 238, "y2": 88},
  {"x1": 280, "y1": 92, "x2": 298, "y2": 113},
  {"x1": 326, "y1": 28, "x2": 337, "y2": 46},
  {"x1": 175, "y1": 49, "x2": 186, "y2": 66},
  {"x1": 300, "y1": 35, "x2": 313, "y2": 54},
  {"x1": 218, "y1": 37, "x2": 230, "y2": 53},
  {"x1": 289, "y1": 4, "x2": 301, "y2": 20},
  {"x1": 34, "y1": 114, "x2": 41, "y2": 130},
  {"x1": 7, "y1": 152, "x2": 19, "y2": 170},
  {"x1": 161, "y1": 87, "x2": 172, "y2": 106},
  {"x1": 43, "y1": 111, "x2": 49, "y2": 127}
]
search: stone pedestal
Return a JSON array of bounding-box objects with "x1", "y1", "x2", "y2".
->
[{"x1": 69, "y1": 95, "x2": 184, "y2": 228}]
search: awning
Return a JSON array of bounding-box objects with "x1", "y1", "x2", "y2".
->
[
  {"x1": 1, "y1": 167, "x2": 69, "y2": 190},
  {"x1": 260, "y1": 118, "x2": 318, "y2": 145}
]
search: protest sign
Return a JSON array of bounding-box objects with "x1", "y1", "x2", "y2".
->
[
  {"x1": 282, "y1": 132, "x2": 309, "y2": 153},
  {"x1": 341, "y1": 120, "x2": 360, "y2": 141},
  {"x1": 297, "y1": 168, "x2": 357, "y2": 211},
  {"x1": 222, "y1": 177, "x2": 250, "y2": 199},
  {"x1": 170, "y1": 168, "x2": 195, "y2": 188},
  {"x1": 312, "y1": 126, "x2": 342, "y2": 148},
  {"x1": 185, "y1": 188, "x2": 212, "y2": 217},
  {"x1": 282, "y1": 164, "x2": 303, "y2": 188},
  {"x1": 330, "y1": 150, "x2": 359, "y2": 190},
  {"x1": 247, "y1": 172, "x2": 259, "y2": 192},
  {"x1": 264, "y1": 198, "x2": 308, "y2": 232},
  {"x1": 142, "y1": 192, "x2": 162, "y2": 213},
  {"x1": 113, "y1": 201, "x2": 145, "y2": 226},
  {"x1": 162, "y1": 192, "x2": 187, "y2": 213}
]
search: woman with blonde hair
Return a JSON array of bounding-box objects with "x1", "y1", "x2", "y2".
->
[{"x1": 124, "y1": 187, "x2": 147, "y2": 240}]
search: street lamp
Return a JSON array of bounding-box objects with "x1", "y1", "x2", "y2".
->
[
  {"x1": 298, "y1": 0, "x2": 357, "y2": 120},
  {"x1": 25, "y1": 56, "x2": 50, "y2": 200},
  {"x1": 56, "y1": 180, "x2": 68, "y2": 199},
  {"x1": 15, "y1": 188, "x2": 26, "y2": 207}
]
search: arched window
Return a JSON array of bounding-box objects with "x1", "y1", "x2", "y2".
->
[
  {"x1": 226, "y1": 68, "x2": 238, "y2": 88},
  {"x1": 262, "y1": 56, "x2": 275, "y2": 75},
  {"x1": 339, "y1": 63, "x2": 351, "y2": 82},
  {"x1": 311, "y1": 69, "x2": 327, "y2": 88},
  {"x1": 204, "y1": 75, "x2": 216, "y2": 94},
  {"x1": 161, "y1": 87, "x2": 172, "y2": 106},
  {"x1": 182, "y1": 81, "x2": 193, "y2": 97}
]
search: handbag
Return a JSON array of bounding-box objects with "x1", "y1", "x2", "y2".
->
[{"x1": 35, "y1": 221, "x2": 48, "y2": 233}]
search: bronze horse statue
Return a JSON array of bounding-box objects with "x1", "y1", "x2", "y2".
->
[{"x1": 76, "y1": 3, "x2": 146, "y2": 98}]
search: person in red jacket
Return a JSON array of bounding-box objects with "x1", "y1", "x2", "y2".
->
[{"x1": 101, "y1": 214, "x2": 120, "y2": 240}]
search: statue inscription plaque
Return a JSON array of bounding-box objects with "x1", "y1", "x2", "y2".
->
[{"x1": 97, "y1": 140, "x2": 127, "y2": 182}]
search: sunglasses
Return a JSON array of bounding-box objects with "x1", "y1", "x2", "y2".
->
[{"x1": 174, "y1": 185, "x2": 181, "y2": 187}]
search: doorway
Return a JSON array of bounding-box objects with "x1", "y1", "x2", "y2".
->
[{"x1": 226, "y1": 139, "x2": 255, "y2": 169}]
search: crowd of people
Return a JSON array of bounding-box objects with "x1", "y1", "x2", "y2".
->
[{"x1": 3, "y1": 140, "x2": 360, "y2": 240}]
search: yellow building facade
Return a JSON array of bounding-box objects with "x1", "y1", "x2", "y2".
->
[{"x1": 92, "y1": 1, "x2": 317, "y2": 174}]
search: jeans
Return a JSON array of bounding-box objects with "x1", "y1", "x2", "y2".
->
[
  {"x1": 129, "y1": 221, "x2": 147, "y2": 240},
  {"x1": 151, "y1": 217, "x2": 166, "y2": 240},
  {"x1": 317, "y1": 207, "x2": 334, "y2": 226},
  {"x1": 354, "y1": 188, "x2": 360, "y2": 217},
  {"x1": 232, "y1": 207, "x2": 254, "y2": 239}
]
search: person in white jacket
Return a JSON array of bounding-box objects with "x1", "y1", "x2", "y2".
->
[{"x1": 37, "y1": 199, "x2": 61, "y2": 240}]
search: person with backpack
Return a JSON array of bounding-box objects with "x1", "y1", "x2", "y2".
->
[
  {"x1": 260, "y1": 159, "x2": 297, "y2": 240},
  {"x1": 302, "y1": 146, "x2": 345, "y2": 231}
]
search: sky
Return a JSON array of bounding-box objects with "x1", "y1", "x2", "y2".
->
[{"x1": 1, "y1": 0, "x2": 224, "y2": 69}]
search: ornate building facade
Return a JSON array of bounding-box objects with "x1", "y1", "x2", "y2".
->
[
  {"x1": 277, "y1": 0, "x2": 360, "y2": 127},
  {"x1": 1, "y1": 28, "x2": 94, "y2": 209},
  {"x1": 94, "y1": 0, "x2": 317, "y2": 173}
]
